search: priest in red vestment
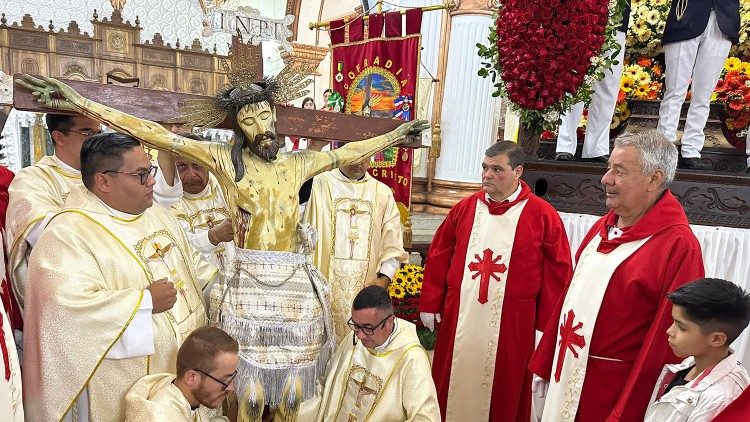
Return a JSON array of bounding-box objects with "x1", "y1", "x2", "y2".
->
[
  {"x1": 529, "y1": 130, "x2": 705, "y2": 422},
  {"x1": 0, "y1": 165, "x2": 21, "y2": 330},
  {"x1": 418, "y1": 141, "x2": 572, "y2": 422}
]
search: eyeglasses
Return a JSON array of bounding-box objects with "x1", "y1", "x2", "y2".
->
[
  {"x1": 347, "y1": 314, "x2": 392, "y2": 336},
  {"x1": 193, "y1": 369, "x2": 238, "y2": 391},
  {"x1": 67, "y1": 128, "x2": 102, "y2": 137},
  {"x1": 102, "y1": 165, "x2": 158, "y2": 185}
]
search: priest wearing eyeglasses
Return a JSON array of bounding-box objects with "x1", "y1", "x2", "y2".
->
[
  {"x1": 21, "y1": 133, "x2": 216, "y2": 421},
  {"x1": 292, "y1": 285, "x2": 440, "y2": 421},
  {"x1": 125, "y1": 326, "x2": 237, "y2": 421}
]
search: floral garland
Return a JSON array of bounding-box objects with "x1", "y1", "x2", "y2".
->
[
  {"x1": 625, "y1": 0, "x2": 671, "y2": 59},
  {"x1": 478, "y1": 0, "x2": 629, "y2": 131},
  {"x1": 611, "y1": 56, "x2": 665, "y2": 128}
]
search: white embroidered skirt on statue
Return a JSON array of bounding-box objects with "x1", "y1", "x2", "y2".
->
[{"x1": 210, "y1": 227, "x2": 335, "y2": 409}]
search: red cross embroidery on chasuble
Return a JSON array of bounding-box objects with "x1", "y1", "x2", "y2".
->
[
  {"x1": 467, "y1": 248, "x2": 507, "y2": 304},
  {"x1": 554, "y1": 309, "x2": 586, "y2": 382}
]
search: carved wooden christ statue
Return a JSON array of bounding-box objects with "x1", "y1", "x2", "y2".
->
[
  {"x1": 17, "y1": 74, "x2": 426, "y2": 251},
  {"x1": 16, "y1": 73, "x2": 427, "y2": 415}
]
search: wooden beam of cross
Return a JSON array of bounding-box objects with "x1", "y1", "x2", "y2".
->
[{"x1": 12, "y1": 74, "x2": 421, "y2": 147}]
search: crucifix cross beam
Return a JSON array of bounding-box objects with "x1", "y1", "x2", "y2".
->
[{"x1": 12, "y1": 75, "x2": 421, "y2": 146}]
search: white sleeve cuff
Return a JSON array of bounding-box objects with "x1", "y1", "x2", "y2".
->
[
  {"x1": 105, "y1": 290, "x2": 155, "y2": 360},
  {"x1": 25, "y1": 212, "x2": 55, "y2": 247},
  {"x1": 378, "y1": 258, "x2": 400, "y2": 281},
  {"x1": 152, "y1": 168, "x2": 183, "y2": 208}
]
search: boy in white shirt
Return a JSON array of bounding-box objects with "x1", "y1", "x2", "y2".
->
[{"x1": 645, "y1": 278, "x2": 750, "y2": 422}]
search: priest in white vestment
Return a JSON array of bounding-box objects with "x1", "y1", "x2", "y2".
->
[
  {"x1": 303, "y1": 157, "x2": 408, "y2": 341},
  {"x1": 295, "y1": 285, "x2": 440, "y2": 422},
  {"x1": 170, "y1": 147, "x2": 235, "y2": 273},
  {"x1": 22, "y1": 133, "x2": 216, "y2": 422},
  {"x1": 125, "y1": 326, "x2": 238, "y2": 422},
  {"x1": 6, "y1": 113, "x2": 183, "y2": 310}
]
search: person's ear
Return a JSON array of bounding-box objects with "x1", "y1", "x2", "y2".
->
[
  {"x1": 93, "y1": 173, "x2": 112, "y2": 193},
  {"x1": 708, "y1": 331, "x2": 728, "y2": 348},
  {"x1": 648, "y1": 170, "x2": 665, "y2": 192}
]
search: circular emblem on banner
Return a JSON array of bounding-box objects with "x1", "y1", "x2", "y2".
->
[
  {"x1": 346, "y1": 67, "x2": 401, "y2": 118},
  {"x1": 335, "y1": 72, "x2": 344, "y2": 82}
]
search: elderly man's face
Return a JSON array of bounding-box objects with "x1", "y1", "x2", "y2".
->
[
  {"x1": 236, "y1": 101, "x2": 281, "y2": 162},
  {"x1": 601, "y1": 146, "x2": 657, "y2": 218}
]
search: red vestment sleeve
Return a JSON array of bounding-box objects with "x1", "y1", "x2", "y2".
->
[
  {"x1": 712, "y1": 385, "x2": 750, "y2": 421},
  {"x1": 536, "y1": 211, "x2": 572, "y2": 331},
  {"x1": 418, "y1": 207, "x2": 458, "y2": 313},
  {"x1": 607, "y1": 246, "x2": 704, "y2": 422}
]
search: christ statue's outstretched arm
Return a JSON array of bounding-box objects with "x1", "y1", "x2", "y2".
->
[{"x1": 16, "y1": 75, "x2": 225, "y2": 173}]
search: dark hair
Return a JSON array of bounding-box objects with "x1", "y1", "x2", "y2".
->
[
  {"x1": 45, "y1": 113, "x2": 76, "y2": 138},
  {"x1": 80, "y1": 132, "x2": 141, "y2": 190},
  {"x1": 668, "y1": 278, "x2": 750, "y2": 345},
  {"x1": 352, "y1": 285, "x2": 393, "y2": 313},
  {"x1": 485, "y1": 140, "x2": 525, "y2": 168},
  {"x1": 302, "y1": 97, "x2": 315, "y2": 109},
  {"x1": 176, "y1": 326, "x2": 239, "y2": 378},
  {"x1": 323, "y1": 88, "x2": 332, "y2": 95}
]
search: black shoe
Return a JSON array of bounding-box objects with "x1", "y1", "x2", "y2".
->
[
  {"x1": 580, "y1": 155, "x2": 609, "y2": 163},
  {"x1": 745, "y1": 166, "x2": 750, "y2": 173},
  {"x1": 678, "y1": 157, "x2": 713, "y2": 170},
  {"x1": 555, "y1": 152, "x2": 574, "y2": 161}
]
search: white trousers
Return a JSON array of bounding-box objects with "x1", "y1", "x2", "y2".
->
[
  {"x1": 657, "y1": 11, "x2": 731, "y2": 158},
  {"x1": 557, "y1": 31, "x2": 627, "y2": 158}
]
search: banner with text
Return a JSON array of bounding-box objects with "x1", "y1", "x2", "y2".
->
[{"x1": 330, "y1": 9, "x2": 422, "y2": 211}]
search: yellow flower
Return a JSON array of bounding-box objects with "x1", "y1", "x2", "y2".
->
[
  {"x1": 406, "y1": 284, "x2": 418, "y2": 296},
  {"x1": 725, "y1": 57, "x2": 742, "y2": 72},
  {"x1": 634, "y1": 19, "x2": 648, "y2": 32},
  {"x1": 637, "y1": 28, "x2": 653, "y2": 42},
  {"x1": 635, "y1": 70, "x2": 651, "y2": 85},
  {"x1": 657, "y1": 21, "x2": 666, "y2": 33},
  {"x1": 621, "y1": 76, "x2": 636, "y2": 93},
  {"x1": 610, "y1": 116, "x2": 621, "y2": 129},
  {"x1": 644, "y1": 10, "x2": 661, "y2": 26},
  {"x1": 624, "y1": 65, "x2": 641, "y2": 79},
  {"x1": 388, "y1": 283, "x2": 406, "y2": 299},
  {"x1": 652, "y1": 0, "x2": 668, "y2": 5},
  {"x1": 634, "y1": 85, "x2": 650, "y2": 99}
]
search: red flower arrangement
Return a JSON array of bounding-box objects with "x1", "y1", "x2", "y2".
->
[
  {"x1": 478, "y1": 0, "x2": 629, "y2": 131},
  {"x1": 715, "y1": 68, "x2": 750, "y2": 150}
]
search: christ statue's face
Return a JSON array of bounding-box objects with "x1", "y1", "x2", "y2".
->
[{"x1": 236, "y1": 101, "x2": 282, "y2": 162}]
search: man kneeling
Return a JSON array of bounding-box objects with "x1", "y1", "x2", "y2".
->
[
  {"x1": 295, "y1": 285, "x2": 440, "y2": 421},
  {"x1": 125, "y1": 326, "x2": 239, "y2": 421}
]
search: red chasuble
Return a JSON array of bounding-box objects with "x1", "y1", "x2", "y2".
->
[
  {"x1": 0, "y1": 166, "x2": 21, "y2": 331},
  {"x1": 712, "y1": 385, "x2": 750, "y2": 421},
  {"x1": 529, "y1": 190, "x2": 705, "y2": 421},
  {"x1": 419, "y1": 181, "x2": 572, "y2": 421}
]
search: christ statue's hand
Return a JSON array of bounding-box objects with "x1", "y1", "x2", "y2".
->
[
  {"x1": 16, "y1": 75, "x2": 83, "y2": 112},
  {"x1": 394, "y1": 119, "x2": 429, "y2": 141}
]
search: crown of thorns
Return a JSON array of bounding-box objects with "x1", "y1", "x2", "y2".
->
[{"x1": 179, "y1": 67, "x2": 312, "y2": 129}]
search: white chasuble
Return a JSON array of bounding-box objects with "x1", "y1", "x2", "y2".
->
[
  {"x1": 304, "y1": 171, "x2": 407, "y2": 341},
  {"x1": 300, "y1": 319, "x2": 440, "y2": 422},
  {"x1": 22, "y1": 187, "x2": 213, "y2": 422},
  {"x1": 542, "y1": 235, "x2": 651, "y2": 421},
  {"x1": 172, "y1": 174, "x2": 235, "y2": 272},
  {"x1": 444, "y1": 198, "x2": 527, "y2": 421},
  {"x1": 6, "y1": 155, "x2": 82, "y2": 308},
  {"x1": 124, "y1": 373, "x2": 226, "y2": 421}
]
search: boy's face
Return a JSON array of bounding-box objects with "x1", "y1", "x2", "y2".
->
[{"x1": 666, "y1": 304, "x2": 723, "y2": 358}]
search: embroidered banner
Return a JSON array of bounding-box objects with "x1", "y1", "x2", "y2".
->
[{"x1": 329, "y1": 9, "x2": 422, "y2": 209}]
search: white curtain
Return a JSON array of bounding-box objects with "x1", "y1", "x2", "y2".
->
[{"x1": 560, "y1": 212, "x2": 750, "y2": 367}]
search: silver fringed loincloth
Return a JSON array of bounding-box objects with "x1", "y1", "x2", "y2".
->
[{"x1": 210, "y1": 246, "x2": 335, "y2": 407}]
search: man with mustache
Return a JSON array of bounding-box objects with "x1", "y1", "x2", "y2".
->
[
  {"x1": 530, "y1": 131, "x2": 705, "y2": 421},
  {"x1": 17, "y1": 74, "x2": 427, "y2": 418},
  {"x1": 170, "y1": 134, "x2": 234, "y2": 274}
]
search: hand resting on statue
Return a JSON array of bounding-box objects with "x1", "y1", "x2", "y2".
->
[
  {"x1": 208, "y1": 219, "x2": 234, "y2": 245},
  {"x1": 147, "y1": 278, "x2": 177, "y2": 314}
]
